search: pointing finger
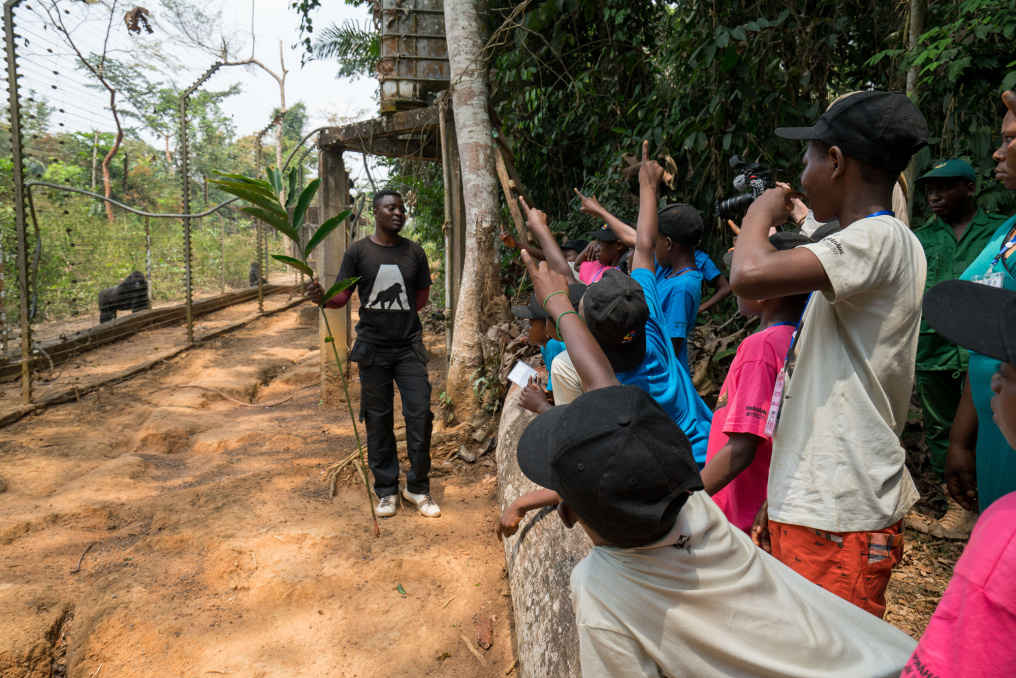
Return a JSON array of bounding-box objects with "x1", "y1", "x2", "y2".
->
[
  {"x1": 642, "y1": 139, "x2": 649, "y2": 164},
  {"x1": 520, "y1": 248, "x2": 539, "y2": 277},
  {"x1": 518, "y1": 195, "x2": 531, "y2": 214}
]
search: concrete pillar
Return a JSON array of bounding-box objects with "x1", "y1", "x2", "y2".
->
[{"x1": 318, "y1": 147, "x2": 351, "y2": 407}]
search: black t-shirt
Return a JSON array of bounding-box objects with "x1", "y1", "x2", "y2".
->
[{"x1": 336, "y1": 236, "x2": 431, "y2": 345}]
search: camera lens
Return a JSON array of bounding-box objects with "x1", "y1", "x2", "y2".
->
[{"x1": 715, "y1": 194, "x2": 756, "y2": 220}]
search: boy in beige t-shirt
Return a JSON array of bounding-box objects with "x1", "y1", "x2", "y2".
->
[{"x1": 728, "y1": 91, "x2": 928, "y2": 617}]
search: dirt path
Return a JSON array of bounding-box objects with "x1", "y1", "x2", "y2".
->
[{"x1": 0, "y1": 307, "x2": 512, "y2": 677}]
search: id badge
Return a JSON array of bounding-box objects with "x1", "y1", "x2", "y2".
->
[
  {"x1": 763, "y1": 368, "x2": 786, "y2": 437},
  {"x1": 973, "y1": 272, "x2": 1004, "y2": 288}
]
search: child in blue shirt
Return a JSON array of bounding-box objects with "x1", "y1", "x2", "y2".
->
[{"x1": 695, "y1": 249, "x2": 732, "y2": 313}]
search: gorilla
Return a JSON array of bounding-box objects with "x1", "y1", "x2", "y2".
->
[
  {"x1": 98, "y1": 271, "x2": 149, "y2": 323},
  {"x1": 249, "y1": 261, "x2": 265, "y2": 287}
]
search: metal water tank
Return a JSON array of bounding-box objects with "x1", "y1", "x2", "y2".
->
[{"x1": 377, "y1": 0, "x2": 450, "y2": 114}]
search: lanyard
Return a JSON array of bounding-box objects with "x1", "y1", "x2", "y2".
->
[
  {"x1": 866, "y1": 209, "x2": 895, "y2": 218},
  {"x1": 768, "y1": 321, "x2": 798, "y2": 329},
  {"x1": 667, "y1": 266, "x2": 695, "y2": 279},
  {"x1": 990, "y1": 228, "x2": 1016, "y2": 269},
  {"x1": 781, "y1": 293, "x2": 813, "y2": 366}
]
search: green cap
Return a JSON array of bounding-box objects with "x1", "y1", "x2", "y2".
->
[{"x1": 916, "y1": 159, "x2": 976, "y2": 183}]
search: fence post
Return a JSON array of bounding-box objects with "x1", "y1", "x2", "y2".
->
[
  {"x1": 5, "y1": 0, "x2": 33, "y2": 403},
  {"x1": 145, "y1": 216, "x2": 153, "y2": 303},
  {"x1": 180, "y1": 63, "x2": 221, "y2": 342}
]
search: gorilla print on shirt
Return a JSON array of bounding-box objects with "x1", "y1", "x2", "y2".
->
[{"x1": 336, "y1": 237, "x2": 431, "y2": 345}]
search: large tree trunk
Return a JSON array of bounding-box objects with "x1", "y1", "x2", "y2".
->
[
  {"x1": 444, "y1": 0, "x2": 504, "y2": 419},
  {"x1": 497, "y1": 384, "x2": 589, "y2": 678}
]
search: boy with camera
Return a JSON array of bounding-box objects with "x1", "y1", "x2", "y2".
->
[{"x1": 729, "y1": 91, "x2": 927, "y2": 617}]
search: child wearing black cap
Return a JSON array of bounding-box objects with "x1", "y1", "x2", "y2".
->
[
  {"x1": 511, "y1": 236, "x2": 917, "y2": 678},
  {"x1": 509, "y1": 283, "x2": 587, "y2": 414},
  {"x1": 901, "y1": 279, "x2": 1016, "y2": 677},
  {"x1": 576, "y1": 226, "x2": 628, "y2": 284},
  {"x1": 729, "y1": 91, "x2": 928, "y2": 617}
]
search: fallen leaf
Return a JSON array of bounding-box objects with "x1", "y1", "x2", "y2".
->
[
  {"x1": 437, "y1": 652, "x2": 451, "y2": 661},
  {"x1": 396, "y1": 584, "x2": 406, "y2": 595}
]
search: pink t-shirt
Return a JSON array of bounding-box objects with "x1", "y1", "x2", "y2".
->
[
  {"x1": 705, "y1": 323, "x2": 794, "y2": 533},
  {"x1": 578, "y1": 260, "x2": 614, "y2": 285},
  {"x1": 901, "y1": 492, "x2": 1016, "y2": 677}
]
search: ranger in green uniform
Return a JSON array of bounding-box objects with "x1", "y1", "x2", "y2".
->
[{"x1": 913, "y1": 159, "x2": 1009, "y2": 476}]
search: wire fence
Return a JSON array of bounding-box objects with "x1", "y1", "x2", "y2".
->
[{"x1": 1, "y1": 0, "x2": 315, "y2": 406}]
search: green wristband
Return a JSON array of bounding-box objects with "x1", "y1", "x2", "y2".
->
[
  {"x1": 541, "y1": 290, "x2": 568, "y2": 310},
  {"x1": 555, "y1": 310, "x2": 581, "y2": 330}
]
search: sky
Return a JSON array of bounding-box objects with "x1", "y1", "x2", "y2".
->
[{"x1": 10, "y1": 0, "x2": 387, "y2": 184}]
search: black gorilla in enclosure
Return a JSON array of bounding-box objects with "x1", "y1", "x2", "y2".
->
[
  {"x1": 249, "y1": 261, "x2": 265, "y2": 287},
  {"x1": 98, "y1": 271, "x2": 149, "y2": 323}
]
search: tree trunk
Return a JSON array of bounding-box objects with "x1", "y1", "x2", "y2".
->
[
  {"x1": 101, "y1": 127, "x2": 122, "y2": 224},
  {"x1": 444, "y1": 0, "x2": 504, "y2": 419},
  {"x1": 496, "y1": 384, "x2": 589, "y2": 678}
]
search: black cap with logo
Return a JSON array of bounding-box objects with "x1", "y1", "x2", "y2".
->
[
  {"x1": 775, "y1": 91, "x2": 927, "y2": 173},
  {"x1": 923, "y1": 280, "x2": 1016, "y2": 365},
  {"x1": 582, "y1": 269, "x2": 649, "y2": 372},
  {"x1": 562, "y1": 239, "x2": 590, "y2": 254},
  {"x1": 586, "y1": 227, "x2": 623, "y2": 243},
  {"x1": 517, "y1": 384, "x2": 703, "y2": 547}
]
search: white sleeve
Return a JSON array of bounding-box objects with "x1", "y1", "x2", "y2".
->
[
  {"x1": 578, "y1": 625, "x2": 662, "y2": 678},
  {"x1": 801, "y1": 217, "x2": 897, "y2": 303},
  {"x1": 550, "y1": 350, "x2": 583, "y2": 405}
]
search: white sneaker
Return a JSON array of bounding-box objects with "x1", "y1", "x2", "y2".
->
[
  {"x1": 376, "y1": 495, "x2": 399, "y2": 518},
  {"x1": 401, "y1": 489, "x2": 441, "y2": 518}
]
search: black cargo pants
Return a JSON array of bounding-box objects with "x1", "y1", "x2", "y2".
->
[{"x1": 351, "y1": 339, "x2": 434, "y2": 498}]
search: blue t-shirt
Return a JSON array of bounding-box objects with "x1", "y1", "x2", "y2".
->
[
  {"x1": 540, "y1": 339, "x2": 566, "y2": 392},
  {"x1": 959, "y1": 216, "x2": 1016, "y2": 511},
  {"x1": 695, "y1": 249, "x2": 722, "y2": 283},
  {"x1": 617, "y1": 268, "x2": 713, "y2": 465},
  {"x1": 655, "y1": 262, "x2": 703, "y2": 374}
]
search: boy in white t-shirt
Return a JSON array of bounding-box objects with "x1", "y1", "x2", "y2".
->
[{"x1": 728, "y1": 91, "x2": 928, "y2": 617}]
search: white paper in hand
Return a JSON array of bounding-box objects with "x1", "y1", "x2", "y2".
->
[{"x1": 507, "y1": 360, "x2": 539, "y2": 389}]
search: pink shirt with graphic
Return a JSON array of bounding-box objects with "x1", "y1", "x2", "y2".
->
[
  {"x1": 901, "y1": 492, "x2": 1016, "y2": 678},
  {"x1": 578, "y1": 260, "x2": 615, "y2": 285},
  {"x1": 705, "y1": 324, "x2": 794, "y2": 533}
]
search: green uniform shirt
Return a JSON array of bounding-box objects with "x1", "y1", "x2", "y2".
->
[{"x1": 914, "y1": 207, "x2": 1010, "y2": 370}]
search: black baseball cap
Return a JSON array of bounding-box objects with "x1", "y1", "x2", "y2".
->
[
  {"x1": 582, "y1": 269, "x2": 649, "y2": 372},
  {"x1": 517, "y1": 385, "x2": 703, "y2": 547},
  {"x1": 658, "y1": 204, "x2": 703, "y2": 245},
  {"x1": 723, "y1": 230, "x2": 815, "y2": 266},
  {"x1": 562, "y1": 239, "x2": 589, "y2": 253},
  {"x1": 775, "y1": 91, "x2": 927, "y2": 173},
  {"x1": 587, "y1": 227, "x2": 622, "y2": 243},
  {"x1": 923, "y1": 280, "x2": 1016, "y2": 364},
  {"x1": 511, "y1": 283, "x2": 588, "y2": 321}
]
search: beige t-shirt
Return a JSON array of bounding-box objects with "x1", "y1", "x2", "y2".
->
[
  {"x1": 769, "y1": 214, "x2": 924, "y2": 532},
  {"x1": 549, "y1": 350, "x2": 583, "y2": 405},
  {"x1": 572, "y1": 492, "x2": 917, "y2": 678}
]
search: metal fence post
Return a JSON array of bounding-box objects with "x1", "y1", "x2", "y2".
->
[
  {"x1": 180, "y1": 63, "x2": 221, "y2": 342},
  {"x1": 145, "y1": 216, "x2": 153, "y2": 303},
  {"x1": 5, "y1": 0, "x2": 33, "y2": 403}
]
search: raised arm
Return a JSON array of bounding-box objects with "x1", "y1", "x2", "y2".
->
[
  {"x1": 633, "y1": 141, "x2": 664, "y2": 273},
  {"x1": 518, "y1": 197, "x2": 580, "y2": 286},
  {"x1": 574, "y1": 188, "x2": 637, "y2": 248},
  {"x1": 729, "y1": 186, "x2": 830, "y2": 299},
  {"x1": 521, "y1": 250, "x2": 617, "y2": 391}
]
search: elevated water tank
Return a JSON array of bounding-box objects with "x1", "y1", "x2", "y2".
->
[{"x1": 377, "y1": 0, "x2": 450, "y2": 114}]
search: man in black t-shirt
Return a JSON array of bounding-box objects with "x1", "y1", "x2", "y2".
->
[{"x1": 307, "y1": 190, "x2": 439, "y2": 519}]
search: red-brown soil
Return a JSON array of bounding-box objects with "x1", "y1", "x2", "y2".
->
[{"x1": 0, "y1": 306, "x2": 512, "y2": 677}]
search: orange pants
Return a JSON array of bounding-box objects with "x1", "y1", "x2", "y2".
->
[{"x1": 768, "y1": 519, "x2": 904, "y2": 618}]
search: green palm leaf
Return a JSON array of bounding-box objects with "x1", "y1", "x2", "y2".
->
[
  {"x1": 322, "y1": 276, "x2": 360, "y2": 305},
  {"x1": 305, "y1": 209, "x2": 352, "y2": 258},
  {"x1": 241, "y1": 207, "x2": 300, "y2": 243},
  {"x1": 292, "y1": 179, "x2": 320, "y2": 235},
  {"x1": 271, "y1": 254, "x2": 315, "y2": 277},
  {"x1": 210, "y1": 183, "x2": 287, "y2": 219},
  {"x1": 286, "y1": 168, "x2": 300, "y2": 208}
]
